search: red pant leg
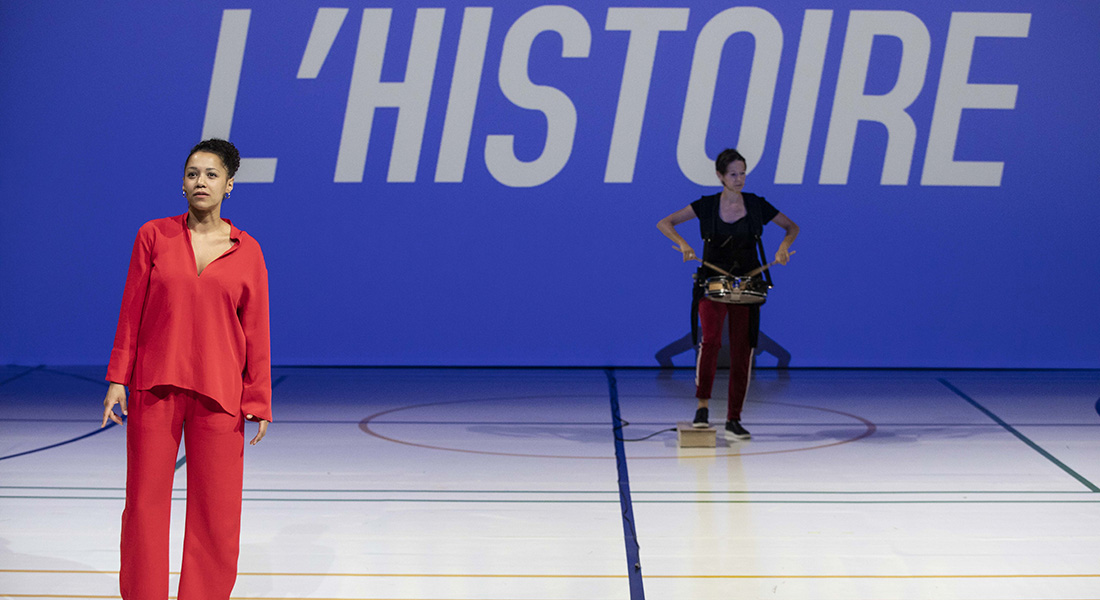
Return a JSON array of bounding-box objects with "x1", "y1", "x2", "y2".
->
[
  {"x1": 177, "y1": 389, "x2": 245, "y2": 600},
  {"x1": 121, "y1": 387, "x2": 185, "y2": 600},
  {"x1": 725, "y1": 305, "x2": 755, "y2": 421},
  {"x1": 695, "y1": 298, "x2": 727, "y2": 400}
]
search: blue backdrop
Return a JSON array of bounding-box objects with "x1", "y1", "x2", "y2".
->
[{"x1": 2, "y1": 1, "x2": 1097, "y2": 368}]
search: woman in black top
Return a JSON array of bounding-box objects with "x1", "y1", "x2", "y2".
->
[{"x1": 657, "y1": 148, "x2": 799, "y2": 440}]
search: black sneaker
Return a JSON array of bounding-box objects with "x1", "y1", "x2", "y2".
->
[
  {"x1": 692, "y1": 407, "x2": 709, "y2": 428},
  {"x1": 725, "y1": 420, "x2": 751, "y2": 440}
]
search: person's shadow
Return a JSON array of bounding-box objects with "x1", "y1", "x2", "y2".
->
[{"x1": 654, "y1": 328, "x2": 791, "y2": 375}]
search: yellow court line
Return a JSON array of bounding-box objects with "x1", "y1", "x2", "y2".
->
[
  {"x1": 0, "y1": 595, "x2": 612, "y2": 600},
  {"x1": 0, "y1": 594, "x2": 642, "y2": 598},
  {"x1": 0, "y1": 593, "x2": 626, "y2": 600},
  {"x1": 2, "y1": 568, "x2": 1099, "y2": 579},
  {"x1": 3, "y1": 596, "x2": 1100, "y2": 600},
  {"x1": 646, "y1": 573, "x2": 1100, "y2": 579},
  {"x1": 0, "y1": 596, "x2": 118, "y2": 599},
  {"x1": 0, "y1": 569, "x2": 620, "y2": 578}
]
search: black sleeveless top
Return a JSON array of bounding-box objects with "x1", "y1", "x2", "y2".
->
[{"x1": 691, "y1": 192, "x2": 778, "y2": 277}]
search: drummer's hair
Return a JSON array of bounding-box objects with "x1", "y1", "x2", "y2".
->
[{"x1": 715, "y1": 148, "x2": 746, "y2": 174}]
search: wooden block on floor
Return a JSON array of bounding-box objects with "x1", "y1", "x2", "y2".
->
[{"x1": 677, "y1": 421, "x2": 717, "y2": 448}]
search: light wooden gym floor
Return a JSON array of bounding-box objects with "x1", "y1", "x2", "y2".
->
[{"x1": 2, "y1": 365, "x2": 1098, "y2": 599}]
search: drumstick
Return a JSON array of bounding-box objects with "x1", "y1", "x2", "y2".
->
[
  {"x1": 743, "y1": 250, "x2": 796, "y2": 278},
  {"x1": 670, "y1": 245, "x2": 736, "y2": 277},
  {"x1": 671, "y1": 245, "x2": 795, "y2": 279}
]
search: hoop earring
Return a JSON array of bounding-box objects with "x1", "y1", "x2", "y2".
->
[{"x1": 225, "y1": 192, "x2": 231, "y2": 199}]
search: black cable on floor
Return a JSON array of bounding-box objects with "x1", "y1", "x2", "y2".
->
[{"x1": 615, "y1": 419, "x2": 677, "y2": 442}]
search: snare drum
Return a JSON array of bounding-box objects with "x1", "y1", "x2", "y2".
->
[{"x1": 703, "y1": 276, "x2": 768, "y2": 305}]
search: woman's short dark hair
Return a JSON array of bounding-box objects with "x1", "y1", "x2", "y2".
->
[
  {"x1": 715, "y1": 148, "x2": 746, "y2": 175},
  {"x1": 187, "y1": 138, "x2": 241, "y2": 178}
]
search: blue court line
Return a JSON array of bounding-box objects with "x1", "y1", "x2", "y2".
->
[
  {"x1": 0, "y1": 367, "x2": 119, "y2": 462},
  {"x1": 0, "y1": 364, "x2": 44, "y2": 387},
  {"x1": 604, "y1": 368, "x2": 645, "y2": 600},
  {"x1": 0, "y1": 423, "x2": 119, "y2": 462},
  {"x1": 0, "y1": 371, "x2": 287, "y2": 466},
  {"x1": 40, "y1": 366, "x2": 111, "y2": 387},
  {"x1": 939, "y1": 378, "x2": 1099, "y2": 492}
]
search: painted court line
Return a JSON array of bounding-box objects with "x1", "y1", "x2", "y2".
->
[
  {"x1": 4, "y1": 487, "x2": 1098, "y2": 504},
  {"x1": 604, "y1": 368, "x2": 645, "y2": 600},
  {"x1": 938, "y1": 378, "x2": 1099, "y2": 492},
  {"x1": 2, "y1": 486, "x2": 1097, "y2": 494},
  {"x1": 0, "y1": 424, "x2": 118, "y2": 462},
  {"x1": 1, "y1": 596, "x2": 1093, "y2": 600},
  {"x1": 6, "y1": 568, "x2": 1097, "y2": 579},
  {"x1": 0, "y1": 373, "x2": 285, "y2": 466},
  {"x1": 0, "y1": 365, "x2": 44, "y2": 387},
  {"x1": 6, "y1": 495, "x2": 1100, "y2": 505},
  {"x1": 4, "y1": 486, "x2": 1097, "y2": 495}
]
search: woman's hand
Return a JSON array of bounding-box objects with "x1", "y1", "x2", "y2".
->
[
  {"x1": 101, "y1": 383, "x2": 128, "y2": 427},
  {"x1": 771, "y1": 213, "x2": 799, "y2": 266},
  {"x1": 657, "y1": 204, "x2": 699, "y2": 262},
  {"x1": 246, "y1": 415, "x2": 269, "y2": 445}
]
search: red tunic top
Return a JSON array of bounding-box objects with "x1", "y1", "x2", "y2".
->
[{"x1": 107, "y1": 214, "x2": 272, "y2": 422}]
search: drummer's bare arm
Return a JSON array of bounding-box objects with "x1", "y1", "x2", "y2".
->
[
  {"x1": 657, "y1": 205, "x2": 699, "y2": 262},
  {"x1": 771, "y1": 212, "x2": 799, "y2": 265}
]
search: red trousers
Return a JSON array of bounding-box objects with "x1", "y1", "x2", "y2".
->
[
  {"x1": 695, "y1": 299, "x2": 755, "y2": 421},
  {"x1": 121, "y1": 386, "x2": 244, "y2": 600}
]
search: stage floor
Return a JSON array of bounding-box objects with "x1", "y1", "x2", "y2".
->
[{"x1": 2, "y1": 365, "x2": 1099, "y2": 599}]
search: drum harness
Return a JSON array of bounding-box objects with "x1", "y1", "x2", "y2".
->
[{"x1": 690, "y1": 194, "x2": 773, "y2": 347}]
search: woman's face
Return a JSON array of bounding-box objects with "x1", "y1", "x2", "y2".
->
[
  {"x1": 183, "y1": 151, "x2": 234, "y2": 213},
  {"x1": 717, "y1": 160, "x2": 747, "y2": 193}
]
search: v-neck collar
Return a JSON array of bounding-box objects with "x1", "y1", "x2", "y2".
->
[
  {"x1": 180, "y1": 213, "x2": 241, "y2": 277},
  {"x1": 179, "y1": 213, "x2": 241, "y2": 239}
]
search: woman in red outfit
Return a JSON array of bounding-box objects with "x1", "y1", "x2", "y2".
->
[
  {"x1": 101, "y1": 139, "x2": 272, "y2": 600},
  {"x1": 657, "y1": 148, "x2": 798, "y2": 441}
]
